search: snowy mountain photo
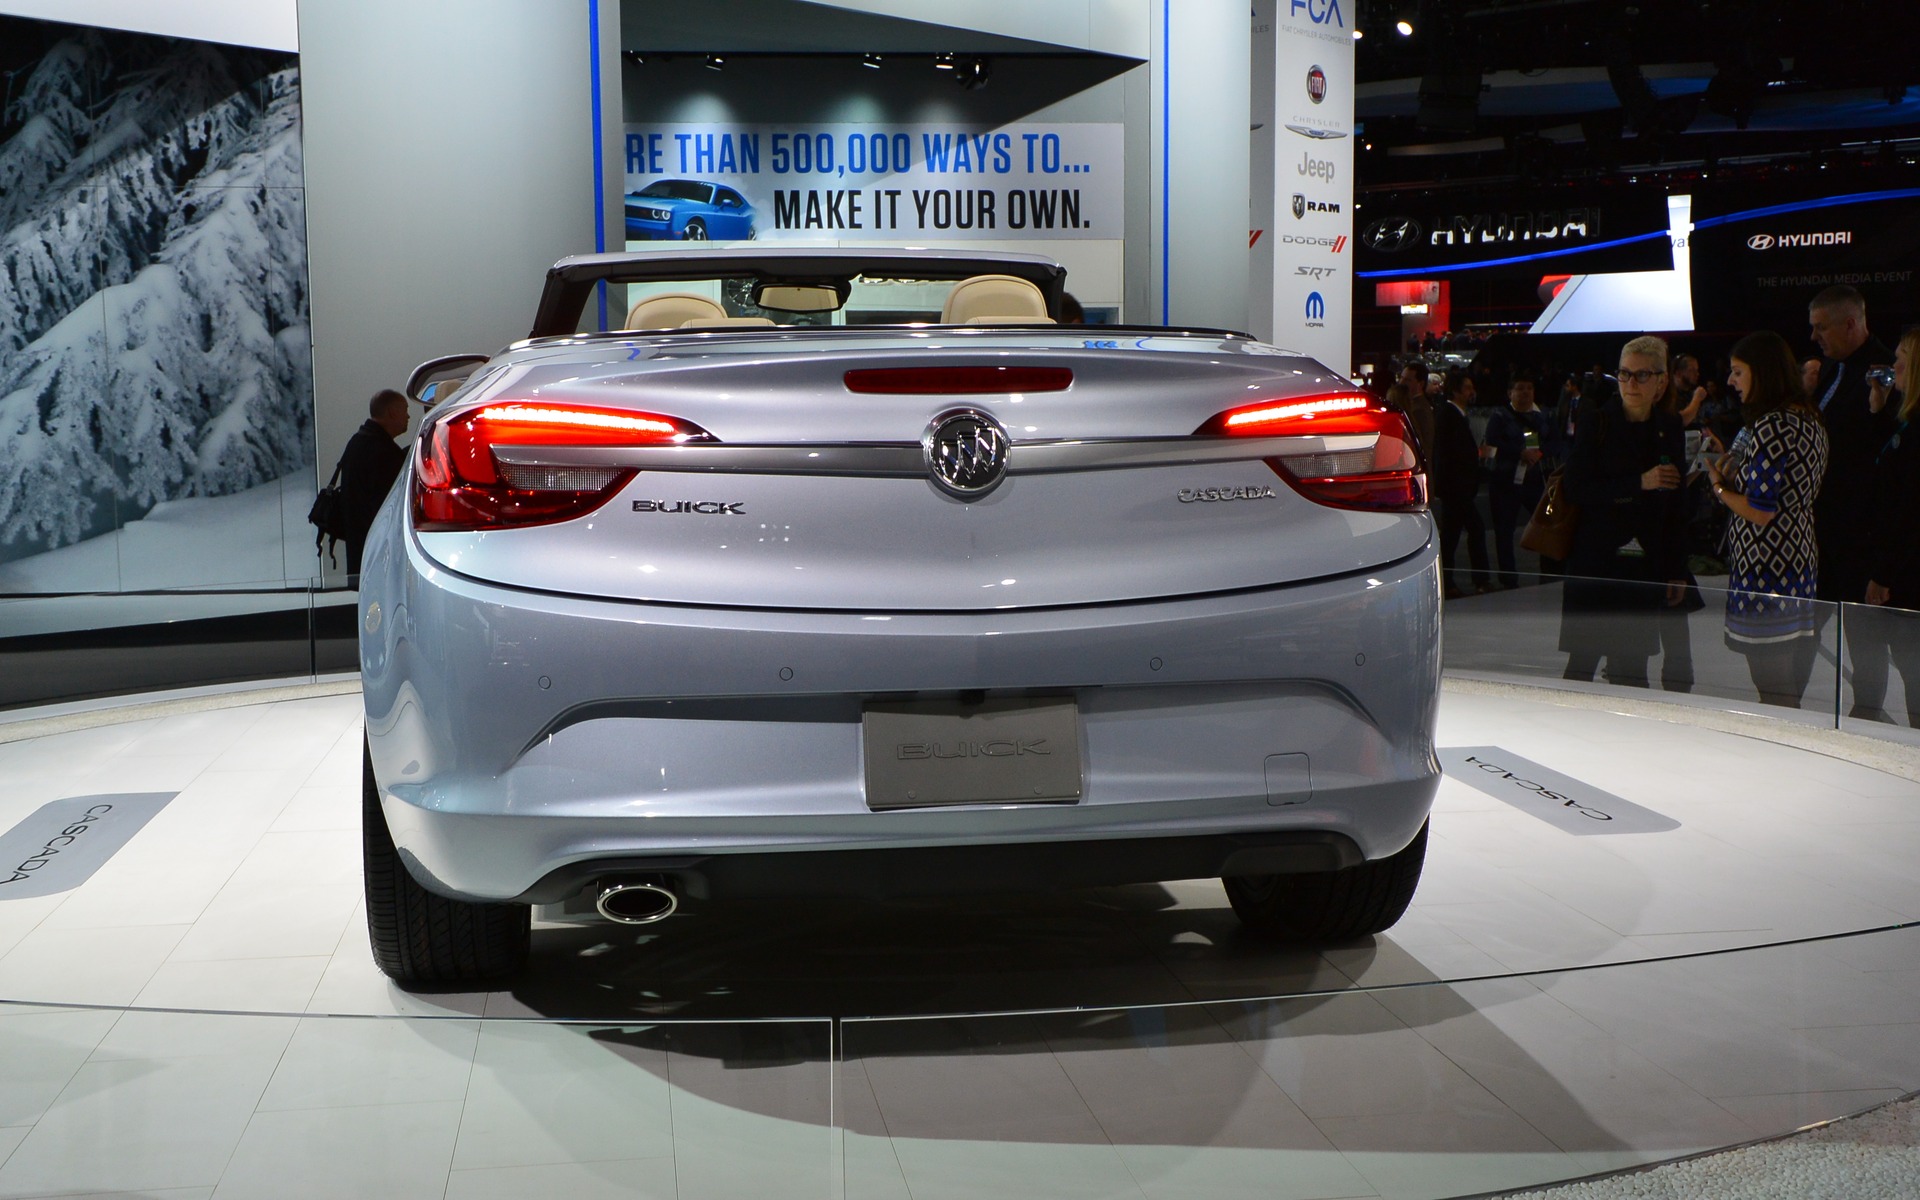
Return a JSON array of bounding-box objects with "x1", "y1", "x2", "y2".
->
[{"x1": 0, "y1": 17, "x2": 313, "y2": 591}]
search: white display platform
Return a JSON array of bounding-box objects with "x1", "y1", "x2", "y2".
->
[{"x1": 0, "y1": 680, "x2": 1916, "y2": 1200}]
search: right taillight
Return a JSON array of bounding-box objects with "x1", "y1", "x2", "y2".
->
[
  {"x1": 1196, "y1": 392, "x2": 1427, "y2": 512},
  {"x1": 413, "y1": 401, "x2": 713, "y2": 531}
]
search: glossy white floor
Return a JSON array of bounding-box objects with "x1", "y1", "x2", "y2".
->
[{"x1": 0, "y1": 680, "x2": 1916, "y2": 1199}]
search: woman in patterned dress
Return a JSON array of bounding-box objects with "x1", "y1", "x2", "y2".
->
[{"x1": 1707, "y1": 330, "x2": 1830, "y2": 708}]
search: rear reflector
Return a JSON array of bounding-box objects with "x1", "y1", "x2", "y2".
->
[
  {"x1": 844, "y1": 366, "x2": 1072, "y2": 394},
  {"x1": 1197, "y1": 392, "x2": 1427, "y2": 513},
  {"x1": 414, "y1": 401, "x2": 712, "y2": 531}
]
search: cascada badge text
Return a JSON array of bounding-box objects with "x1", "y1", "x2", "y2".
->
[
  {"x1": 1179, "y1": 484, "x2": 1277, "y2": 503},
  {"x1": 1292, "y1": 193, "x2": 1342, "y2": 219},
  {"x1": 1747, "y1": 231, "x2": 1852, "y2": 251}
]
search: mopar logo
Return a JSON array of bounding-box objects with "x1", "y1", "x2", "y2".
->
[
  {"x1": 1305, "y1": 292, "x2": 1326, "y2": 323},
  {"x1": 1297, "y1": 151, "x2": 1335, "y2": 181},
  {"x1": 1363, "y1": 216, "x2": 1422, "y2": 253},
  {"x1": 924, "y1": 408, "x2": 1010, "y2": 499},
  {"x1": 1290, "y1": 0, "x2": 1345, "y2": 27},
  {"x1": 1307, "y1": 65, "x2": 1327, "y2": 104},
  {"x1": 633, "y1": 500, "x2": 745, "y2": 514},
  {"x1": 1747, "y1": 234, "x2": 1775, "y2": 250}
]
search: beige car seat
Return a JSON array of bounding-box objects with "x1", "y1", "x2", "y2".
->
[
  {"x1": 625, "y1": 292, "x2": 727, "y2": 329},
  {"x1": 679, "y1": 316, "x2": 777, "y2": 328},
  {"x1": 940, "y1": 275, "x2": 1054, "y2": 324}
]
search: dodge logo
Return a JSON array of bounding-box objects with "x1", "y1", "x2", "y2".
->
[
  {"x1": 1747, "y1": 233, "x2": 1775, "y2": 250},
  {"x1": 1363, "y1": 216, "x2": 1422, "y2": 253},
  {"x1": 925, "y1": 409, "x2": 1009, "y2": 498}
]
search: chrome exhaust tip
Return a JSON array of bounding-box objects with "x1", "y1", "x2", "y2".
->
[{"x1": 595, "y1": 880, "x2": 679, "y2": 925}]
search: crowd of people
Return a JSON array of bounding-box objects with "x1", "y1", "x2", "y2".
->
[{"x1": 1390, "y1": 285, "x2": 1920, "y2": 723}]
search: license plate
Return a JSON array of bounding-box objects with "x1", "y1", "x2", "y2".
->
[{"x1": 863, "y1": 698, "x2": 1082, "y2": 810}]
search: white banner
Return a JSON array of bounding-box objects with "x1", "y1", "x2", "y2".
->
[
  {"x1": 620, "y1": 122, "x2": 1123, "y2": 243},
  {"x1": 1265, "y1": 1, "x2": 1354, "y2": 369},
  {"x1": 0, "y1": 0, "x2": 296, "y2": 50}
]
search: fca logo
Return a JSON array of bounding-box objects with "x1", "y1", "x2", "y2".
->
[
  {"x1": 1291, "y1": 0, "x2": 1346, "y2": 26},
  {"x1": 1305, "y1": 292, "x2": 1326, "y2": 320}
]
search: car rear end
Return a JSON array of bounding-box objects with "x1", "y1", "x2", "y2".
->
[{"x1": 359, "y1": 328, "x2": 1440, "y2": 924}]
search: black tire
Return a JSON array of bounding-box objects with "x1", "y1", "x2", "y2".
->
[
  {"x1": 363, "y1": 742, "x2": 529, "y2": 985},
  {"x1": 682, "y1": 219, "x2": 707, "y2": 241},
  {"x1": 1224, "y1": 820, "x2": 1428, "y2": 941}
]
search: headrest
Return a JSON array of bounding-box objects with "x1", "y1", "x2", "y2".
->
[
  {"x1": 940, "y1": 275, "x2": 1050, "y2": 324},
  {"x1": 679, "y1": 316, "x2": 776, "y2": 328},
  {"x1": 625, "y1": 292, "x2": 727, "y2": 330}
]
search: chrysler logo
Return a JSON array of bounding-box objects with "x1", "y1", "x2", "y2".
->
[
  {"x1": 1747, "y1": 234, "x2": 1775, "y2": 250},
  {"x1": 924, "y1": 409, "x2": 1009, "y2": 498},
  {"x1": 1363, "y1": 216, "x2": 1422, "y2": 253},
  {"x1": 1285, "y1": 124, "x2": 1348, "y2": 140}
]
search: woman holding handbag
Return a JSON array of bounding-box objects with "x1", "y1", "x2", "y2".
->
[
  {"x1": 1557, "y1": 336, "x2": 1689, "y2": 687},
  {"x1": 1707, "y1": 331, "x2": 1830, "y2": 708}
]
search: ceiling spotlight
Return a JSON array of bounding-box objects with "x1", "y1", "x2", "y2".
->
[
  {"x1": 704, "y1": 54, "x2": 725, "y2": 71},
  {"x1": 1352, "y1": 29, "x2": 1364, "y2": 39},
  {"x1": 1396, "y1": 19, "x2": 1414, "y2": 35},
  {"x1": 955, "y1": 57, "x2": 991, "y2": 90},
  {"x1": 861, "y1": 53, "x2": 883, "y2": 69},
  {"x1": 622, "y1": 50, "x2": 645, "y2": 64},
  {"x1": 934, "y1": 53, "x2": 956, "y2": 70}
]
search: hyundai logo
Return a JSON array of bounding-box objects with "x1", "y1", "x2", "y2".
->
[
  {"x1": 925, "y1": 409, "x2": 1009, "y2": 499},
  {"x1": 1307, "y1": 65, "x2": 1327, "y2": 104},
  {"x1": 1747, "y1": 234, "x2": 1775, "y2": 250},
  {"x1": 1306, "y1": 292, "x2": 1326, "y2": 322},
  {"x1": 1363, "y1": 216, "x2": 1422, "y2": 253}
]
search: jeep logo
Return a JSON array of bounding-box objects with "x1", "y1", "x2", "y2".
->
[{"x1": 1297, "y1": 151, "x2": 1335, "y2": 182}]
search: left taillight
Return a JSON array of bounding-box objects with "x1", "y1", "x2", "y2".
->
[
  {"x1": 412, "y1": 401, "x2": 713, "y2": 531},
  {"x1": 1196, "y1": 391, "x2": 1427, "y2": 512}
]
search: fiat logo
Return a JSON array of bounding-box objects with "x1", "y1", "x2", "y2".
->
[
  {"x1": 1747, "y1": 233, "x2": 1775, "y2": 250},
  {"x1": 1307, "y1": 65, "x2": 1327, "y2": 104},
  {"x1": 924, "y1": 409, "x2": 1009, "y2": 499}
]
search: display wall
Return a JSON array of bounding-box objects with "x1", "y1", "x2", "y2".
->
[{"x1": 0, "y1": 14, "x2": 314, "y2": 593}]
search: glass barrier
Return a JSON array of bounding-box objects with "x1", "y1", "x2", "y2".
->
[
  {"x1": 839, "y1": 925, "x2": 1920, "y2": 1200},
  {"x1": 1442, "y1": 573, "x2": 1843, "y2": 726},
  {"x1": 0, "y1": 581, "x2": 356, "y2": 712},
  {"x1": 1840, "y1": 601, "x2": 1920, "y2": 745},
  {"x1": 0, "y1": 1005, "x2": 833, "y2": 1198}
]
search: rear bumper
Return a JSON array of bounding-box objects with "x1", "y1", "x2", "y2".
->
[{"x1": 359, "y1": 513, "x2": 1441, "y2": 902}]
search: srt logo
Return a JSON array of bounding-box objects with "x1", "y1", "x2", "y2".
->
[
  {"x1": 1307, "y1": 65, "x2": 1327, "y2": 104},
  {"x1": 1297, "y1": 151, "x2": 1335, "y2": 182},
  {"x1": 1363, "y1": 216, "x2": 1421, "y2": 253},
  {"x1": 1290, "y1": 0, "x2": 1345, "y2": 27},
  {"x1": 1305, "y1": 292, "x2": 1326, "y2": 322},
  {"x1": 1296, "y1": 265, "x2": 1338, "y2": 279},
  {"x1": 633, "y1": 500, "x2": 744, "y2": 514}
]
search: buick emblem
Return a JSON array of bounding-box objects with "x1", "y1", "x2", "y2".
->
[
  {"x1": 1291, "y1": 192, "x2": 1307, "y2": 220},
  {"x1": 1307, "y1": 65, "x2": 1327, "y2": 104},
  {"x1": 1747, "y1": 233, "x2": 1775, "y2": 250},
  {"x1": 924, "y1": 409, "x2": 1009, "y2": 499},
  {"x1": 1363, "y1": 216, "x2": 1422, "y2": 253}
]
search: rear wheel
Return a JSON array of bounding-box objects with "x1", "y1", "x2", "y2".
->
[
  {"x1": 682, "y1": 219, "x2": 707, "y2": 241},
  {"x1": 1224, "y1": 821, "x2": 1427, "y2": 941},
  {"x1": 363, "y1": 743, "x2": 529, "y2": 985}
]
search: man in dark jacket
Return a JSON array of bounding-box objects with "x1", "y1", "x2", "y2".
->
[
  {"x1": 1483, "y1": 371, "x2": 1562, "y2": 588},
  {"x1": 1433, "y1": 370, "x2": 1490, "y2": 597},
  {"x1": 1808, "y1": 286, "x2": 1896, "y2": 604},
  {"x1": 338, "y1": 388, "x2": 410, "y2": 577}
]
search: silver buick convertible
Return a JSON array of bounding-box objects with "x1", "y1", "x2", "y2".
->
[{"x1": 358, "y1": 247, "x2": 1441, "y2": 985}]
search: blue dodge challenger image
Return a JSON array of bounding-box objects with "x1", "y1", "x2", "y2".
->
[{"x1": 623, "y1": 179, "x2": 756, "y2": 241}]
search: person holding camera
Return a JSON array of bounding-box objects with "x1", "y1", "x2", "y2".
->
[
  {"x1": 1807, "y1": 286, "x2": 1895, "y2": 608},
  {"x1": 1849, "y1": 330, "x2": 1920, "y2": 725},
  {"x1": 1708, "y1": 331, "x2": 1830, "y2": 709}
]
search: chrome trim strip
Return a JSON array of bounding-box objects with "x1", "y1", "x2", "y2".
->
[{"x1": 489, "y1": 434, "x2": 1378, "y2": 477}]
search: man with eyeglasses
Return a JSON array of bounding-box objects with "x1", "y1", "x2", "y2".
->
[{"x1": 1807, "y1": 285, "x2": 1895, "y2": 605}]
